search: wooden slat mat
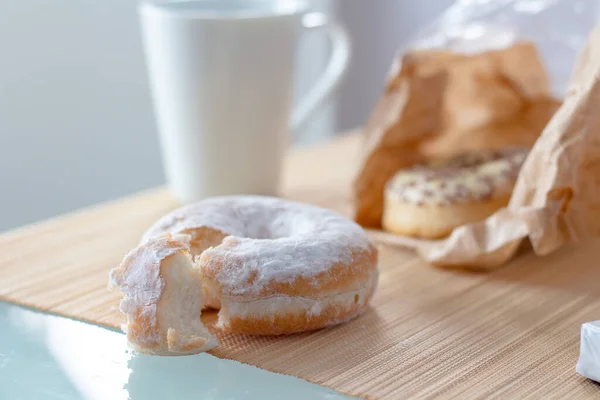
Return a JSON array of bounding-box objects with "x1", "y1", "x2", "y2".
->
[{"x1": 1, "y1": 135, "x2": 600, "y2": 399}]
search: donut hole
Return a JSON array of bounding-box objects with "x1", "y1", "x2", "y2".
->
[
  {"x1": 234, "y1": 209, "x2": 319, "y2": 240},
  {"x1": 240, "y1": 223, "x2": 272, "y2": 239},
  {"x1": 262, "y1": 212, "x2": 318, "y2": 240}
]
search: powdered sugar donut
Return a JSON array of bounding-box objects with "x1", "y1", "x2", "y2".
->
[
  {"x1": 383, "y1": 148, "x2": 528, "y2": 239},
  {"x1": 110, "y1": 196, "x2": 378, "y2": 354}
]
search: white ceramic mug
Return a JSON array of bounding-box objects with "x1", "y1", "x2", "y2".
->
[{"x1": 139, "y1": 0, "x2": 350, "y2": 204}]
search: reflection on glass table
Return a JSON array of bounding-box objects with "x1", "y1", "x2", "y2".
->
[{"x1": 0, "y1": 302, "x2": 356, "y2": 400}]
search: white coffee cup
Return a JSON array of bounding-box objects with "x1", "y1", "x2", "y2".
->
[{"x1": 139, "y1": 0, "x2": 350, "y2": 204}]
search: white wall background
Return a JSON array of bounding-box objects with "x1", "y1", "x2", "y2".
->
[
  {"x1": 0, "y1": 0, "x2": 452, "y2": 231},
  {"x1": 0, "y1": 0, "x2": 162, "y2": 230}
]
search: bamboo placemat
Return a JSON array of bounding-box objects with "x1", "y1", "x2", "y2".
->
[{"x1": 1, "y1": 134, "x2": 599, "y2": 399}]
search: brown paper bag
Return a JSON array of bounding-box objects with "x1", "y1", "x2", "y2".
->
[{"x1": 353, "y1": 34, "x2": 600, "y2": 269}]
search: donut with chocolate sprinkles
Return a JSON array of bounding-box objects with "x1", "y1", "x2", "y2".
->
[{"x1": 382, "y1": 147, "x2": 528, "y2": 239}]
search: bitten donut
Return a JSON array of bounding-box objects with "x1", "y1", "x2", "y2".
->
[
  {"x1": 382, "y1": 148, "x2": 528, "y2": 239},
  {"x1": 110, "y1": 196, "x2": 378, "y2": 355}
]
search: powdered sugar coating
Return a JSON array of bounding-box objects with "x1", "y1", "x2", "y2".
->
[{"x1": 143, "y1": 196, "x2": 374, "y2": 297}]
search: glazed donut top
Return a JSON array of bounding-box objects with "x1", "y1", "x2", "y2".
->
[
  {"x1": 142, "y1": 196, "x2": 374, "y2": 297},
  {"x1": 386, "y1": 147, "x2": 529, "y2": 206}
]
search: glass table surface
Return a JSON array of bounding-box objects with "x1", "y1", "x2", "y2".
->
[{"x1": 0, "y1": 302, "x2": 356, "y2": 400}]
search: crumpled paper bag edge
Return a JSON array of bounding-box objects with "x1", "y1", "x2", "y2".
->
[{"x1": 359, "y1": 30, "x2": 600, "y2": 269}]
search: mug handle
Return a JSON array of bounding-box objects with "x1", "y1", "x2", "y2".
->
[{"x1": 290, "y1": 12, "x2": 351, "y2": 133}]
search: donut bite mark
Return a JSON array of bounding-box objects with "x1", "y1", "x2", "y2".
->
[
  {"x1": 382, "y1": 148, "x2": 528, "y2": 239},
  {"x1": 108, "y1": 234, "x2": 217, "y2": 355},
  {"x1": 110, "y1": 196, "x2": 379, "y2": 355}
]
